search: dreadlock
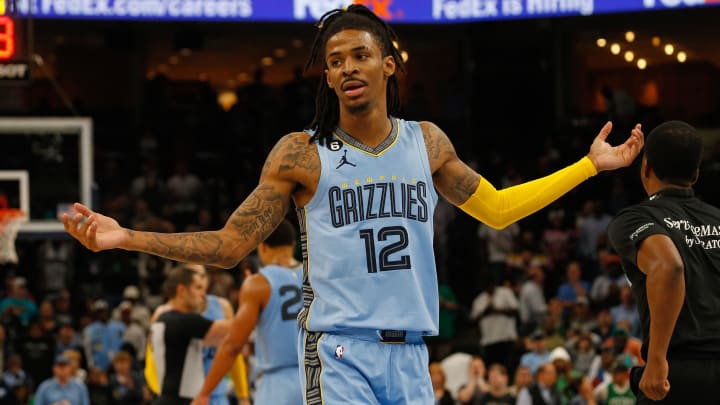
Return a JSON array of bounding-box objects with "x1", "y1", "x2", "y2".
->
[{"x1": 304, "y1": 4, "x2": 406, "y2": 146}]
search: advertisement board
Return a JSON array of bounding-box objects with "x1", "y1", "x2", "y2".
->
[{"x1": 9, "y1": 0, "x2": 720, "y2": 23}]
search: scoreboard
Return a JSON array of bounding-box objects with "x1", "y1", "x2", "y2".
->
[{"x1": 0, "y1": 0, "x2": 30, "y2": 82}]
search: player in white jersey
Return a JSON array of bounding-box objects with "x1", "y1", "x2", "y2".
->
[
  {"x1": 63, "y1": 5, "x2": 643, "y2": 403},
  {"x1": 191, "y1": 220, "x2": 302, "y2": 405}
]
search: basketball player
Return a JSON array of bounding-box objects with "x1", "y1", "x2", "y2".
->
[
  {"x1": 63, "y1": 5, "x2": 644, "y2": 403},
  {"x1": 145, "y1": 264, "x2": 250, "y2": 405},
  {"x1": 608, "y1": 121, "x2": 720, "y2": 404},
  {"x1": 149, "y1": 266, "x2": 231, "y2": 405},
  {"x1": 191, "y1": 219, "x2": 302, "y2": 405}
]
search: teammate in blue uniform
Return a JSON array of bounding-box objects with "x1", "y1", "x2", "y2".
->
[
  {"x1": 192, "y1": 220, "x2": 303, "y2": 405},
  {"x1": 64, "y1": 5, "x2": 644, "y2": 403}
]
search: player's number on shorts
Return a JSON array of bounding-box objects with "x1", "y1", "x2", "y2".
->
[
  {"x1": 0, "y1": 17, "x2": 15, "y2": 59},
  {"x1": 359, "y1": 226, "x2": 411, "y2": 273},
  {"x1": 280, "y1": 285, "x2": 302, "y2": 321}
]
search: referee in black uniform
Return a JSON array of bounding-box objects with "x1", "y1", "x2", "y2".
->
[
  {"x1": 149, "y1": 266, "x2": 231, "y2": 405},
  {"x1": 608, "y1": 121, "x2": 720, "y2": 404}
]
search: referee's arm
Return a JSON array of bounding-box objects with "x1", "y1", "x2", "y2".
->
[
  {"x1": 203, "y1": 320, "x2": 232, "y2": 346},
  {"x1": 636, "y1": 233, "x2": 685, "y2": 401}
]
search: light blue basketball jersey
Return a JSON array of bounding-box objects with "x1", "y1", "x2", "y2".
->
[
  {"x1": 202, "y1": 295, "x2": 229, "y2": 399},
  {"x1": 254, "y1": 265, "x2": 303, "y2": 375},
  {"x1": 297, "y1": 118, "x2": 439, "y2": 334}
]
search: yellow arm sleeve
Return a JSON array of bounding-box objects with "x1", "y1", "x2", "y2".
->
[
  {"x1": 229, "y1": 354, "x2": 249, "y2": 399},
  {"x1": 459, "y1": 156, "x2": 597, "y2": 230},
  {"x1": 144, "y1": 343, "x2": 160, "y2": 395}
]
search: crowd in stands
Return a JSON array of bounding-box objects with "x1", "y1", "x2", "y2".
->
[{"x1": 2, "y1": 69, "x2": 719, "y2": 405}]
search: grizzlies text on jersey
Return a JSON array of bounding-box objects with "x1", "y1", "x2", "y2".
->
[{"x1": 297, "y1": 118, "x2": 439, "y2": 334}]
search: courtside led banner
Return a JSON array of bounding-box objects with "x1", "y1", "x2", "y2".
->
[{"x1": 10, "y1": 0, "x2": 720, "y2": 22}]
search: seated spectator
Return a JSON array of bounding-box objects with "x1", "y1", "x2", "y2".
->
[
  {"x1": 117, "y1": 301, "x2": 146, "y2": 361},
  {"x1": 0, "y1": 277, "x2": 37, "y2": 328},
  {"x1": 470, "y1": 284, "x2": 518, "y2": 369},
  {"x1": 540, "y1": 311, "x2": 566, "y2": 351},
  {"x1": 516, "y1": 362, "x2": 561, "y2": 405},
  {"x1": 509, "y1": 365, "x2": 533, "y2": 397},
  {"x1": 589, "y1": 251, "x2": 627, "y2": 308},
  {"x1": 33, "y1": 354, "x2": 90, "y2": 405},
  {"x1": 550, "y1": 347, "x2": 580, "y2": 404},
  {"x1": 54, "y1": 320, "x2": 82, "y2": 357},
  {"x1": 520, "y1": 331, "x2": 551, "y2": 375},
  {"x1": 456, "y1": 356, "x2": 490, "y2": 404},
  {"x1": 541, "y1": 209, "x2": 574, "y2": 268},
  {"x1": 591, "y1": 309, "x2": 615, "y2": 343},
  {"x1": 63, "y1": 349, "x2": 86, "y2": 382},
  {"x1": 519, "y1": 266, "x2": 548, "y2": 335},
  {"x1": 475, "y1": 363, "x2": 515, "y2": 405},
  {"x1": 51, "y1": 290, "x2": 75, "y2": 328},
  {"x1": 557, "y1": 261, "x2": 591, "y2": 314},
  {"x1": 568, "y1": 334, "x2": 597, "y2": 376},
  {"x1": 609, "y1": 287, "x2": 640, "y2": 338},
  {"x1": 37, "y1": 301, "x2": 57, "y2": 335},
  {"x1": 17, "y1": 319, "x2": 54, "y2": 385},
  {"x1": 567, "y1": 297, "x2": 597, "y2": 333},
  {"x1": 600, "y1": 326, "x2": 643, "y2": 367},
  {"x1": 83, "y1": 299, "x2": 126, "y2": 372},
  {"x1": 12, "y1": 381, "x2": 32, "y2": 405},
  {"x1": 568, "y1": 375, "x2": 597, "y2": 405},
  {"x1": 429, "y1": 361, "x2": 454, "y2": 405},
  {"x1": 587, "y1": 347, "x2": 617, "y2": 388},
  {"x1": 112, "y1": 285, "x2": 151, "y2": 331},
  {"x1": 108, "y1": 351, "x2": 144, "y2": 405},
  {"x1": 2, "y1": 354, "x2": 32, "y2": 393},
  {"x1": 592, "y1": 363, "x2": 635, "y2": 404},
  {"x1": 86, "y1": 367, "x2": 112, "y2": 405}
]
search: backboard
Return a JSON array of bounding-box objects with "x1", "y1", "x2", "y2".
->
[{"x1": 0, "y1": 118, "x2": 93, "y2": 236}]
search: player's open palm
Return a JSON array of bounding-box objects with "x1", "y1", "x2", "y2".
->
[
  {"x1": 587, "y1": 122, "x2": 644, "y2": 172},
  {"x1": 62, "y1": 202, "x2": 129, "y2": 251}
]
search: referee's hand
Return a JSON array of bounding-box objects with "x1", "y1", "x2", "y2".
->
[{"x1": 640, "y1": 358, "x2": 670, "y2": 401}]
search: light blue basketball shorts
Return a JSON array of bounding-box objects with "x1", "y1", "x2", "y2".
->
[
  {"x1": 208, "y1": 395, "x2": 229, "y2": 405},
  {"x1": 298, "y1": 329, "x2": 434, "y2": 405},
  {"x1": 254, "y1": 366, "x2": 303, "y2": 405}
]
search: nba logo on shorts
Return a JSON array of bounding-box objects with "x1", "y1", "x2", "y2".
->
[{"x1": 335, "y1": 345, "x2": 344, "y2": 359}]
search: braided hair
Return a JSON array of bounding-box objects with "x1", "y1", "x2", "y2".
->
[{"x1": 304, "y1": 4, "x2": 405, "y2": 146}]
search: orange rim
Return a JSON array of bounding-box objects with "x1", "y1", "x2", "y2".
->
[{"x1": 0, "y1": 209, "x2": 26, "y2": 222}]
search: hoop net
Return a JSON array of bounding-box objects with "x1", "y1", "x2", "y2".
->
[{"x1": 0, "y1": 201, "x2": 27, "y2": 264}]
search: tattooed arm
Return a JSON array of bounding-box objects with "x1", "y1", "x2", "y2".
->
[
  {"x1": 63, "y1": 132, "x2": 319, "y2": 268},
  {"x1": 421, "y1": 121, "x2": 644, "y2": 229}
]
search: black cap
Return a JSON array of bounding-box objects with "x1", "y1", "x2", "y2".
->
[
  {"x1": 613, "y1": 362, "x2": 629, "y2": 373},
  {"x1": 54, "y1": 354, "x2": 70, "y2": 365},
  {"x1": 531, "y1": 330, "x2": 546, "y2": 340}
]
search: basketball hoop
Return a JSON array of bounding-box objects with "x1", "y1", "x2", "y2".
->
[{"x1": 0, "y1": 196, "x2": 27, "y2": 264}]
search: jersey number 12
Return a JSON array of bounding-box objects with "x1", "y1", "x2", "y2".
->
[{"x1": 359, "y1": 226, "x2": 411, "y2": 273}]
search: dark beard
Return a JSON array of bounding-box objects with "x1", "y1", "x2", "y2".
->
[{"x1": 347, "y1": 102, "x2": 371, "y2": 115}]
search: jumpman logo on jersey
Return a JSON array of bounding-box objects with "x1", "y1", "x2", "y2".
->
[{"x1": 336, "y1": 150, "x2": 357, "y2": 169}]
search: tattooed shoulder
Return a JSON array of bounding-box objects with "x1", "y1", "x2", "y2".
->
[
  {"x1": 262, "y1": 132, "x2": 320, "y2": 179},
  {"x1": 419, "y1": 121, "x2": 456, "y2": 173}
]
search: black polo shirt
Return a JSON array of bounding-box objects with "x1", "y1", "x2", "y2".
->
[{"x1": 608, "y1": 188, "x2": 720, "y2": 360}]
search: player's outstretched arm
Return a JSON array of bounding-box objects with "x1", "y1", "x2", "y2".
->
[
  {"x1": 423, "y1": 121, "x2": 644, "y2": 230},
  {"x1": 63, "y1": 133, "x2": 314, "y2": 268},
  {"x1": 191, "y1": 274, "x2": 270, "y2": 405}
]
